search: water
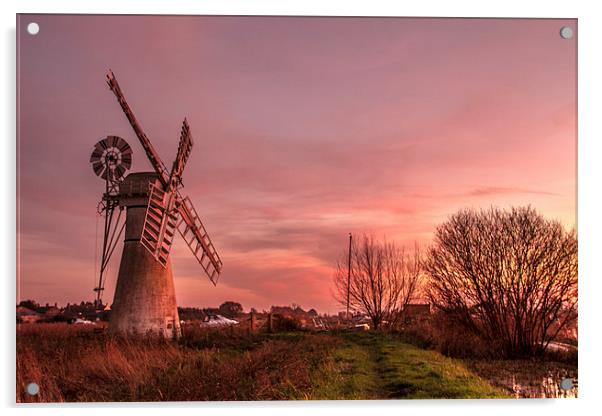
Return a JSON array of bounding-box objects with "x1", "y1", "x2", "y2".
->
[{"x1": 512, "y1": 373, "x2": 578, "y2": 398}]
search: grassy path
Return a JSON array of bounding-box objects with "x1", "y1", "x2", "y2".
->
[{"x1": 313, "y1": 332, "x2": 507, "y2": 400}]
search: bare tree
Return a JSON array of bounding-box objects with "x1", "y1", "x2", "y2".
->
[
  {"x1": 425, "y1": 206, "x2": 577, "y2": 357},
  {"x1": 333, "y1": 234, "x2": 421, "y2": 329}
]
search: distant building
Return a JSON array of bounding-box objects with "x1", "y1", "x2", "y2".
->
[
  {"x1": 16, "y1": 306, "x2": 41, "y2": 323},
  {"x1": 270, "y1": 305, "x2": 309, "y2": 318},
  {"x1": 39, "y1": 303, "x2": 61, "y2": 318},
  {"x1": 401, "y1": 303, "x2": 431, "y2": 324},
  {"x1": 269, "y1": 305, "x2": 320, "y2": 329}
]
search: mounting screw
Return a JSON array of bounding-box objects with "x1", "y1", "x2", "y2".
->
[
  {"x1": 26, "y1": 382, "x2": 39, "y2": 396},
  {"x1": 26, "y1": 22, "x2": 40, "y2": 35},
  {"x1": 559, "y1": 26, "x2": 573, "y2": 39},
  {"x1": 560, "y1": 378, "x2": 573, "y2": 390}
]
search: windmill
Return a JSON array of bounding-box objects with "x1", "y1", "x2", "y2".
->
[{"x1": 90, "y1": 71, "x2": 223, "y2": 338}]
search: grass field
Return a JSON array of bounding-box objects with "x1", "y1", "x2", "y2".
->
[{"x1": 17, "y1": 324, "x2": 574, "y2": 402}]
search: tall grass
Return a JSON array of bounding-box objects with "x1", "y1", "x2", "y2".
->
[{"x1": 16, "y1": 324, "x2": 338, "y2": 402}]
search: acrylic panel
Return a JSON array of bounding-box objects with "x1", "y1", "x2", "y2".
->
[{"x1": 16, "y1": 15, "x2": 577, "y2": 402}]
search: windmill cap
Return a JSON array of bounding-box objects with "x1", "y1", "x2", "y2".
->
[{"x1": 119, "y1": 172, "x2": 161, "y2": 200}]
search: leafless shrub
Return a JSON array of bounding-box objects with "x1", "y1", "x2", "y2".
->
[
  {"x1": 333, "y1": 234, "x2": 421, "y2": 329},
  {"x1": 425, "y1": 206, "x2": 577, "y2": 358}
]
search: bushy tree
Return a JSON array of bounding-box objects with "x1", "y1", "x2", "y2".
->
[
  {"x1": 218, "y1": 301, "x2": 243, "y2": 318},
  {"x1": 18, "y1": 300, "x2": 40, "y2": 311}
]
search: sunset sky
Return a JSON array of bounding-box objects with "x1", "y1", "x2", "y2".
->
[{"x1": 17, "y1": 15, "x2": 576, "y2": 313}]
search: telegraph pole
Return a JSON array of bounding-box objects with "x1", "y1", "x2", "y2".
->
[{"x1": 346, "y1": 233, "x2": 352, "y2": 320}]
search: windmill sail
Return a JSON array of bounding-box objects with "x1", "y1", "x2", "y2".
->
[
  {"x1": 177, "y1": 196, "x2": 223, "y2": 285},
  {"x1": 106, "y1": 71, "x2": 170, "y2": 184},
  {"x1": 140, "y1": 182, "x2": 180, "y2": 267},
  {"x1": 168, "y1": 119, "x2": 193, "y2": 189}
]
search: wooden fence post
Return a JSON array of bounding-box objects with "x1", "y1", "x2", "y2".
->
[{"x1": 250, "y1": 311, "x2": 257, "y2": 333}]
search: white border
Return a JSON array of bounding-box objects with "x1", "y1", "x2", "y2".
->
[{"x1": 3, "y1": 1, "x2": 601, "y2": 415}]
